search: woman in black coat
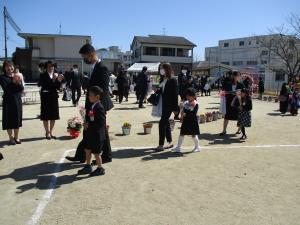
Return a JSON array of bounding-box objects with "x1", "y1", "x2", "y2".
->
[
  {"x1": 38, "y1": 61, "x2": 64, "y2": 139},
  {"x1": 0, "y1": 61, "x2": 24, "y2": 145},
  {"x1": 220, "y1": 71, "x2": 245, "y2": 136},
  {"x1": 156, "y1": 63, "x2": 178, "y2": 152}
]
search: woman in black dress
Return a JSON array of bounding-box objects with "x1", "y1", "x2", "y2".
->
[
  {"x1": 0, "y1": 61, "x2": 24, "y2": 145},
  {"x1": 156, "y1": 63, "x2": 178, "y2": 152},
  {"x1": 220, "y1": 71, "x2": 244, "y2": 136},
  {"x1": 279, "y1": 83, "x2": 289, "y2": 114},
  {"x1": 38, "y1": 61, "x2": 64, "y2": 139}
]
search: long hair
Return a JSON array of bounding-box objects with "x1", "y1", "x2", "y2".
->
[
  {"x1": 158, "y1": 63, "x2": 173, "y2": 83},
  {"x1": 2, "y1": 60, "x2": 14, "y2": 75}
]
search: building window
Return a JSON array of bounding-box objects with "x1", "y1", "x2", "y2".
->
[
  {"x1": 247, "y1": 61, "x2": 258, "y2": 65},
  {"x1": 239, "y1": 41, "x2": 244, "y2": 46},
  {"x1": 233, "y1": 61, "x2": 243, "y2": 66},
  {"x1": 143, "y1": 47, "x2": 158, "y2": 56},
  {"x1": 223, "y1": 43, "x2": 229, "y2": 47},
  {"x1": 161, "y1": 48, "x2": 175, "y2": 56},
  {"x1": 275, "y1": 70, "x2": 286, "y2": 81},
  {"x1": 221, "y1": 61, "x2": 230, "y2": 65},
  {"x1": 134, "y1": 49, "x2": 140, "y2": 58},
  {"x1": 261, "y1": 50, "x2": 269, "y2": 56},
  {"x1": 177, "y1": 48, "x2": 189, "y2": 57},
  {"x1": 261, "y1": 60, "x2": 268, "y2": 65}
]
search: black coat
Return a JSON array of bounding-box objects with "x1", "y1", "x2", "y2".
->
[
  {"x1": 38, "y1": 72, "x2": 61, "y2": 121},
  {"x1": 86, "y1": 61, "x2": 114, "y2": 112},
  {"x1": 115, "y1": 75, "x2": 128, "y2": 90},
  {"x1": 69, "y1": 71, "x2": 82, "y2": 88},
  {"x1": 84, "y1": 102, "x2": 106, "y2": 153},
  {"x1": 161, "y1": 78, "x2": 178, "y2": 114},
  {"x1": 136, "y1": 72, "x2": 148, "y2": 93},
  {"x1": 0, "y1": 74, "x2": 24, "y2": 130},
  {"x1": 178, "y1": 73, "x2": 191, "y2": 91},
  {"x1": 181, "y1": 103, "x2": 200, "y2": 135}
]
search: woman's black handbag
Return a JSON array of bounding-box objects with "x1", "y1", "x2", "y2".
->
[
  {"x1": 147, "y1": 92, "x2": 160, "y2": 106},
  {"x1": 62, "y1": 88, "x2": 72, "y2": 101}
]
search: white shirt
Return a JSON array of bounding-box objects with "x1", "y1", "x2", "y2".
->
[
  {"x1": 160, "y1": 79, "x2": 167, "y2": 92},
  {"x1": 48, "y1": 72, "x2": 54, "y2": 79}
]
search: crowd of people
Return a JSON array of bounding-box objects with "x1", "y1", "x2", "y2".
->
[
  {"x1": 279, "y1": 79, "x2": 300, "y2": 116},
  {"x1": 0, "y1": 43, "x2": 299, "y2": 176}
]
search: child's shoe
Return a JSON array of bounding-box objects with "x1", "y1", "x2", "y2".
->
[
  {"x1": 78, "y1": 164, "x2": 92, "y2": 175},
  {"x1": 89, "y1": 167, "x2": 105, "y2": 176},
  {"x1": 172, "y1": 146, "x2": 181, "y2": 153},
  {"x1": 192, "y1": 147, "x2": 200, "y2": 153},
  {"x1": 240, "y1": 135, "x2": 247, "y2": 140}
]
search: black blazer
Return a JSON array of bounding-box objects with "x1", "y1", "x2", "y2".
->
[
  {"x1": 38, "y1": 72, "x2": 61, "y2": 97},
  {"x1": 136, "y1": 72, "x2": 148, "y2": 91},
  {"x1": 86, "y1": 102, "x2": 106, "y2": 142},
  {"x1": 69, "y1": 71, "x2": 82, "y2": 88},
  {"x1": 85, "y1": 61, "x2": 114, "y2": 112},
  {"x1": 178, "y1": 73, "x2": 191, "y2": 90},
  {"x1": 161, "y1": 78, "x2": 178, "y2": 113}
]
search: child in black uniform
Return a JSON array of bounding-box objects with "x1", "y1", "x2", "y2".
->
[
  {"x1": 172, "y1": 88, "x2": 200, "y2": 153},
  {"x1": 78, "y1": 86, "x2": 106, "y2": 176}
]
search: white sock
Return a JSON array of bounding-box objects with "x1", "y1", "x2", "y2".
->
[
  {"x1": 193, "y1": 135, "x2": 200, "y2": 149},
  {"x1": 177, "y1": 135, "x2": 184, "y2": 148}
]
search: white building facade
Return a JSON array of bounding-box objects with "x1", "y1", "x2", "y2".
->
[{"x1": 205, "y1": 35, "x2": 288, "y2": 91}]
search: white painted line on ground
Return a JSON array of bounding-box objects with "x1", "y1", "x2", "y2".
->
[
  {"x1": 112, "y1": 144, "x2": 300, "y2": 150},
  {"x1": 27, "y1": 143, "x2": 300, "y2": 224},
  {"x1": 27, "y1": 149, "x2": 75, "y2": 225}
]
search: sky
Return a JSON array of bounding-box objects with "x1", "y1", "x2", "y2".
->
[{"x1": 1, "y1": 0, "x2": 300, "y2": 60}]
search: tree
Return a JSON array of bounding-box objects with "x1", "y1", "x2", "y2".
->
[{"x1": 257, "y1": 14, "x2": 300, "y2": 82}]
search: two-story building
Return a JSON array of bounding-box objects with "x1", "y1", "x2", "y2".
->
[
  {"x1": 131, "y1": 35, "x2": 196, "y2": 75},
  {"x1": 14, "y1": 33, "x2": 91, "y2": 81}
]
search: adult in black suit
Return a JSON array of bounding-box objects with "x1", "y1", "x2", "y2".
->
[
  {"x1": 66, "y1": 44, "x2": 114, "y2": 163},
  {"x1": 156, "y1": 63, "x2": 178, "y2": 152},
  {"x1": 115, "y1": 69, "x2": 129, "y2": 104},
  {"x1": 38, "y1": 61, "x2": 64, "y2": 140},
  {"x1": 220, "y1": 71, "x2": 245, "y2": 136},
  {"x1": 136, "y1": 66, "x2": 148, "y2": 108},
  {"x1": 69, "y1": 64, "x2": 82, "y2": 106},
  {"x1": 178, "y1": 65, "x2": 191, "y2": 101}
]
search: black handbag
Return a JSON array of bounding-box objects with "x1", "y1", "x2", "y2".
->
[
  {"x1": 147, "y1": 92, "x2": 160, "y2": 106},
  {"x1": 62, "y1": 88, "x2": 72, "y2": 101}
]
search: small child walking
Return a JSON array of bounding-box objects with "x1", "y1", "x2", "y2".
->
[
  {"x1": 78, "y1": 86, "x2": 107, "y2": 176},
  {"x1": 172, "y1": 88, "x2": 200, "y2": 153},
  {"x1": 233, "y1": 89, "x2": 252, "y2": 140}
]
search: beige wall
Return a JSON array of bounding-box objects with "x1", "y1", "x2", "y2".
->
[
  {"x1": 54, "y1": 37, "x2": 90, "y2": 58},
  {"x1": 32, "y1": 37, "x2": 55, "y2": 58}
]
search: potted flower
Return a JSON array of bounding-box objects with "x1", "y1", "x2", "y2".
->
[
  {"x1": 199, "y1": 113, "x2": 206, "y2": 123},
  {"x1": 217, "y1": 111, "x2": 223, "y2": 119},
  {"x1": 206, "y1": 112, "x2": 213, "y2": 122},
  {"x1": 169, "y1": 119, "x2": 175, "y2": 131},
  {"x1": 67, "y1": 116, "x2": 83, "y2": 138},
  {"x1": 268, "y1": 96, "x2": 273, "y2": 102},
  {"x1": 122, "y1": 122, "x2": 131, "y2": 135},
  {"x1": 143, "y1": 123, "x2": 153, "y2": 134},
  {"x1": 263, "y1": 96, "x2": 268, "y2": 101}
]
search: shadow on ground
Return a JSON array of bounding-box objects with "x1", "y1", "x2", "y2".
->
[{"x1": 0, "y1": 162, "x2": 86, "y2": 193}]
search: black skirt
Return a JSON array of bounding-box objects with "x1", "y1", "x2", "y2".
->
[
  {"x1": 180, "y1": 115, "x2": 200, "y2": 135},
  {"x1": 40, "y1": 91, "x2": 60, "y2": 121},
  {"x1": 225, "y1": 94, "x2": 239, "y2": 120},
  {"x1": 2, "y1": 94, "x2": 23, "y2": 130}
]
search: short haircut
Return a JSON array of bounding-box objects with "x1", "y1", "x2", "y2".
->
[
  {"x1": 89, "y1": 86, "x2": 104, "y2": 97},
  {"x1": 73, "y1": 64, "x2": 78, "y2": 68},
  {"x1": 186, "y1": 87, "x2": 196, "y2": 97},
  {"x1": 79, "y1": 44, "x2": 95, "y2": 54},
  {"x1": 142, "y1": 66, "x2": 148, "y2": 72}
]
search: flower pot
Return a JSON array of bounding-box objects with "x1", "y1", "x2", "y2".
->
[
  {"x1": 212, "y1": 113, "x2": 218, "y2": 121},
  {"x1": 199, "y1": 115, "x2": 206, "y2": 124},
  {"x1": 268, "y1": 96, "x2": 272, "y2": 102},
  {"x1": 144, "y1": 127, "x2": 152, "y2": 134},
  {"x1": 274, "y1": 98, "x2": 279, "y2": 103},
  {"x1": 169, "y1": 119, "x2": 175, "y2": 131},
  {"x1": 206, "y1": 116, "x2": 213, "y2": 122},
  {"x1": 69, "y1": 129, "x2": 80, "y2": 138},
  {"x1": 122, "y1": 127, "x2": 131, "y2": 135},
  {"x1": 263, "y1": 96, "x2": 268, "y2": 101},
  {"x1": 218, "y1": 112, "x2": 223, "y2": 119}
]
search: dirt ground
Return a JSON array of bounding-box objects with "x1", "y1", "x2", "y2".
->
[{"x1": 0, "y1": 92, "x2": 299, "y2": 225}]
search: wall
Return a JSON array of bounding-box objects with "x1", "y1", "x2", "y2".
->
[
  {"x1": 32, "y1": 37, "x2": 54, "y2": 58},
  {"x1": 54, "y1": 36, "x2": 91, "y2": 58}
]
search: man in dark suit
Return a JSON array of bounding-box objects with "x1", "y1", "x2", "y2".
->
[
  {"x1": 178, "y1": 66, "x2": 191, "y2": 101},
  {"x1": 66, "y1": 44, "x2": 114, "y2": 163},
  {"x1": 136, "y1": 66, "x2": 148, "y2": 108},
  {"x1": 69, "y1": 64, "x2": 82, "y2": 106}
]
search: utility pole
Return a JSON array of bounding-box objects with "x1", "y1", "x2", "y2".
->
[
  {"x1": 59, "y1": 22, "x2": 62, "y2": 34},
  {"x1": 4, "y1": 6, "x2": 8, "y2": 60}
]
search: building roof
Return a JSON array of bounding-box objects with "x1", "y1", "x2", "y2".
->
[
  {"x1": 127, "y1": 62, "x2": 160, "y2": 72},
  {"x1": 18, "y1": 33, "x2": 91, "y2": 39},
  {"x1": 132, "y1": 35, "x2": 196, "y2": 47}
]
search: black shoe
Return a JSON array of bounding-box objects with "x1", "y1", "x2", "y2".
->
[
  {"x1": 51, "y1": 135, "x2": 57, "y2": 139},
  {"x1": 219, "y1": 132, "x2": 227, "y2": 136},
  {"x1": 240, "y1": 135, "x2": 247, "y2": 140},
  {"x1": 78, "y1": 165, "x2": 92, "y2": 175},
  {"x1": 9, "y1": 139, "x2": 16, "y2": 145},
  {"x1": 139, "y1": 106, "x2": 146, "y2": 108},
  {"x1": 14, "y1": 139, "x2": 21, "y2": 144},
  {"x1": 235, "y1": 131, "x2": 241, "y2": 135},
  {"x1": 89, "y1": 167, "x2": 105, "y2": 176},
  {"x1": 91, "y1": 160, "x2": 97, "y2": 166},
  {"x1": 0, "y1": 153, "x2": 3, "y2": 160}
]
